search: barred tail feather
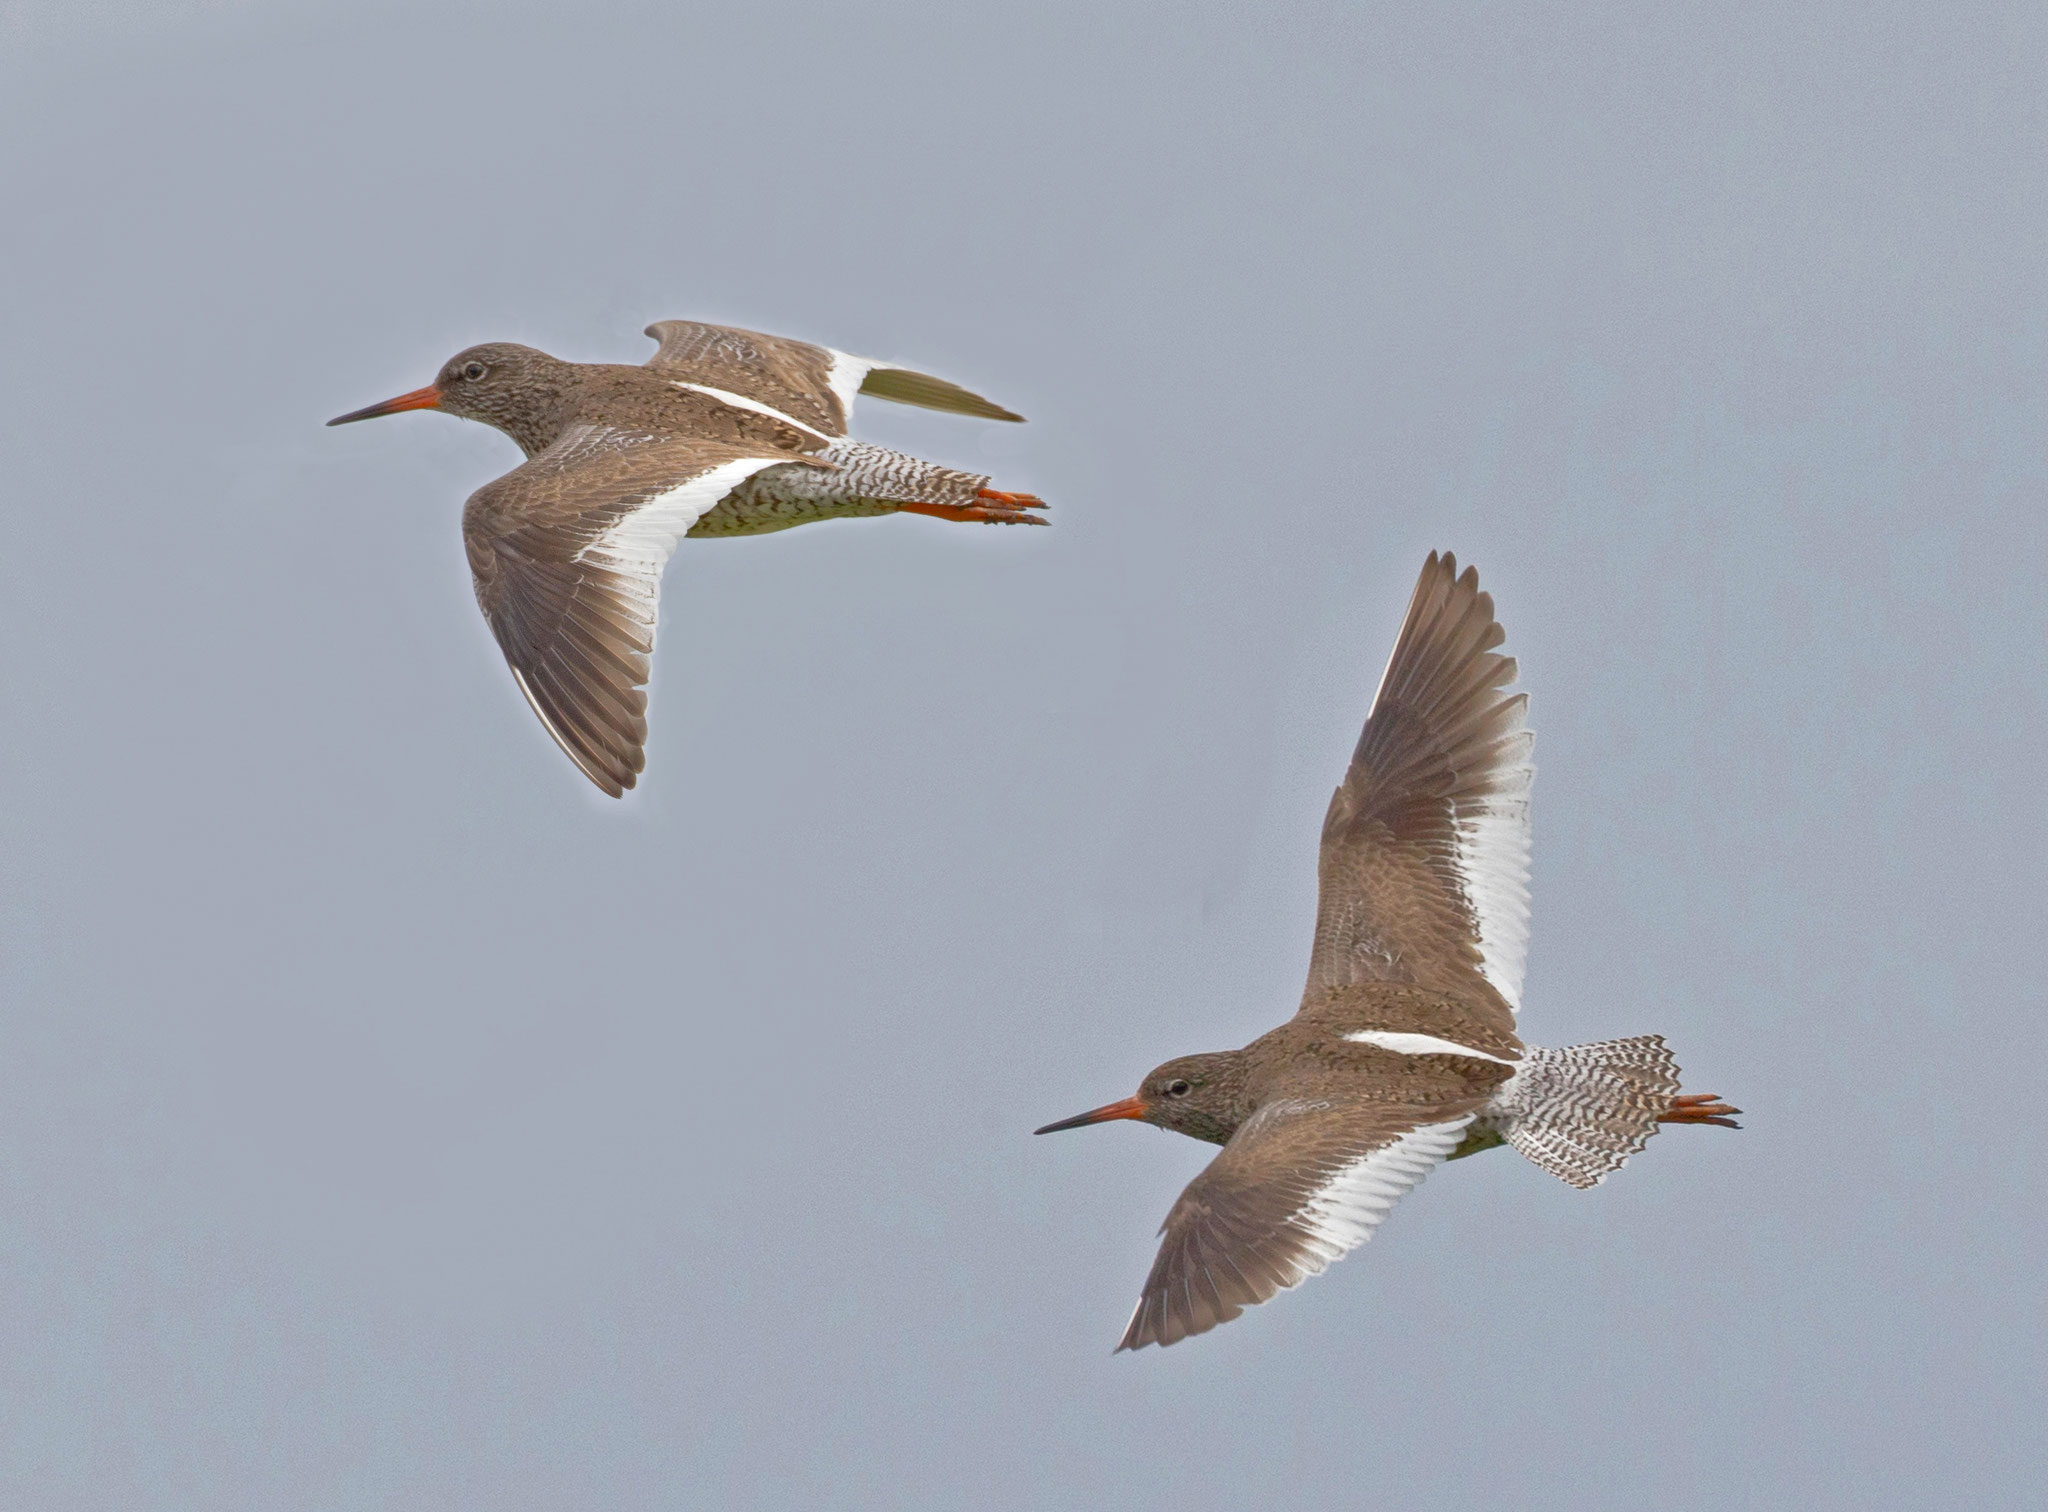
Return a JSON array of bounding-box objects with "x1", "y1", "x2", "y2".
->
[
  {"x1": 691, "y1": 439, "x2": 994, "y2": 537},
  {"x1": 1498, "y1": 1036, "x2": 1682, "y2": 1189}
]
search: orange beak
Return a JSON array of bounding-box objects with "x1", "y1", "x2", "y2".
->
[
  {"x1": 1034, "y1": 1095, "x2": 1150, "y2": 1135},
  {"x1": 326, "y1": 384, "x2": 443, "y2": 427}
]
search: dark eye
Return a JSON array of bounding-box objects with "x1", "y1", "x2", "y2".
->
[
  {"x1": 1165, "y1": 1079, "x2": 1192, "y2": 1098},
  {"x1": 462, "y1": 361, "x2": 486, "y2": 381}
]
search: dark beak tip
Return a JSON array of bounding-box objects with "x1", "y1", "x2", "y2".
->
[
  {"x1": 324, "y1": 385, "x2": 443, "y2": 429},
  {"x1": 1032, "y1": 1096, "x2": 1148, "y2": 1136}
]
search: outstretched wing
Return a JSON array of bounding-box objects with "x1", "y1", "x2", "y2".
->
[
  {"x1": 1118, "y1": 1099, "x2": 1480, "y2": 1351},
  {"x1": 1302, "y1": 552, "x2": 1534, "y2": 1031},
  {"x1": 461, "y1": 425, "x2": 813, "y2": 796},
  {"x1": 642, "y1": 320, "x2": 1024, "y2": 438}
]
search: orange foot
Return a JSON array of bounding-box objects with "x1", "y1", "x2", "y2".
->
[
  {"x1": 975, "y1": 487, "x2": 1048, "y2": 511},
  {"x1": 1661, "y1": 1092, "x2": 1742, "y2": 1129},
  {"x1": 898, "y1": 490, "x2": 1050, "y2": 526}
]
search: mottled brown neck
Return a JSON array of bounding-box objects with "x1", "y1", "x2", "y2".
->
[
  {"x1": 441, "y1": 350, "x2": 583, "y2": 458},
  {"x1": 1146, "y1": 1050, "x2": 1257, "y2": 1145}
]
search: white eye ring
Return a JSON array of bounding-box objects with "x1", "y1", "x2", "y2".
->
[
  {"x1": 462, "y1": 361, "x2": 486, "y2": 381},
  {"x1": 1165, "y1": 1079, "x2": 1191, "y2": 1097}
]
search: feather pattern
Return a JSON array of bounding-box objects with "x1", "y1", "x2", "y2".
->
[
  {"x1": 1118, "y1": 1101, "x2": 1478, "y2": 1351},
  {"x1": 1489, "y1": 1036, "x2": 1683, "y2": 1188},
  {"x1": 1303, "y1": 551, "x2": 1534, "y2": 1031},
  {"x1": 644, "y1": 319, "x2": 1023, "y2": 436},
  {"x1": 464, "y1": 428, "x2": 802, "y2": 795}
]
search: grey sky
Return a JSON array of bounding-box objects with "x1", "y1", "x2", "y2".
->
[{"x1": 1, "y1": 2, "x2": 2042, "y2": 1507}]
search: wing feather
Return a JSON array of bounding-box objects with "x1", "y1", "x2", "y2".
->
[
  {"x1": 643, "y1": 319, "x2": 1023, "y2": 435},
  {"x1": 857, "y1": 363, "x2": 1024, "y2": 422},
  {"x1": 1302, "y1": 552, "x2": 1534, "y2": 1030},
  {"x1": 463, "y1": 429, "x2": 797, "y2": 794},
  {"x1": 1117, "y1": 1100, "x2": 1479, "y2": 1350}
]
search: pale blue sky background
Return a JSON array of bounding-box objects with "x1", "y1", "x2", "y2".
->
[{"x1": 1, "y1": 3, "x2": 2042, "y2": 1507}]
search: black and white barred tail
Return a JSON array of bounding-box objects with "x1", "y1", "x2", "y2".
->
[{"x1": 1485, "y1": 1035, "x2": 1682, "y2": 1189}]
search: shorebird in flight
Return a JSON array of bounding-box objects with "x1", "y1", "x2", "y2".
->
[
  {"x1": 1036, "y1": 552, "x2": 1739, "y2": 1350},
  {"x1": 330, "y1": 320, "x2": 1042, "y2": 795}
]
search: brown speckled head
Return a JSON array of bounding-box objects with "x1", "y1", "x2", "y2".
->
[
  {"x1": 1034, "y1": 1052, "x2": 1252, "y2": 1146},
  {"x1": 426, "y1": 343, "x2": 579, "y2": 455},
  {"x1": 328, "y1": 342, "x2": 579, "y2": 457}
]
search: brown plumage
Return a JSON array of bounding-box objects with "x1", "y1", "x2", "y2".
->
[
  {"x1": 1036, "y1": 552, "x2": 1740, "y2": 1352},
  {"x1": 328, "y1": 321, "x2": 1043, "y2": 796}
]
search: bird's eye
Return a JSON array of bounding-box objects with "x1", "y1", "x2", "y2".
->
[
  {"x1": 462, "y1": 361, "x2": 486, "y2": 381},
  {"x1": 1165, "y1": 1079, "x2": 1192, "y2": 1098}
]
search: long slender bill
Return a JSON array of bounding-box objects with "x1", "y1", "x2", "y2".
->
[
  {"x1": 327, "y1": 385, "x2": 442, "y2": 426},
  {"x1": 1034, "y1": 1095, "x2": 1150, "y2": 1135}
]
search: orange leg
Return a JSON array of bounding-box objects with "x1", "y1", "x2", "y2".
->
[
  {"x1": 975, "y1": 487, "x2": 1048, "y2": 511},
  {"x1": 1661, "y1": 1092, "x2": 1742, "y2": 1129},
  {"x1": 897, "y1": 490, "x2": 1050, "y2": 526}
]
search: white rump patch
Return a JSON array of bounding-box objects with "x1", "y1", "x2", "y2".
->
[
  {"x1": 1344, "y1": 1030, "x2": 1517, "y2": 1065},
  {"x1": 669, "y1": 381, "x2": 836, "y2": 443},
  {"x1": 1288, "y1": 1117, "x2": 1473, "y2": 1274}
]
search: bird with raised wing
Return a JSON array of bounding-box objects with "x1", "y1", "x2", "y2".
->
[
  {"x1": 329, "y1": 320, "x2": 1043, "y2": 796},
  {"x1": 1036, "y1": 552, "x2": 1739, "y2": 1351}
]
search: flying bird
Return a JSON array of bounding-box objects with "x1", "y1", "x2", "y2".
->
[
  {"x1": 329, "y1": 320, "x2": 1042, "y2": 796},
  {"x1": 1036, "y1": 552, "x2": 1739, "y2": 1351}
]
